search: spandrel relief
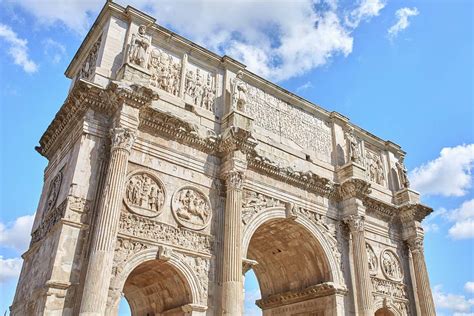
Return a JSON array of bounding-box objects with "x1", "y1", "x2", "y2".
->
[
  {"x1": 184, "y1": 63, "x2": 216, "y2": 112},
  {"x1": 172, "y1": 186, "x2": 212, "y2": 230},
  {"x1": 124, "y1": 172, "x2": 165, "y2": 217},
  {"x1": 148, "y1": 47, "x2": 182, "y2": 96}
]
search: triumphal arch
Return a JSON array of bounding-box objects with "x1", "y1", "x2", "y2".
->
[{"x1": 11, "y1": 2, "x2": 436, "y2": 316}]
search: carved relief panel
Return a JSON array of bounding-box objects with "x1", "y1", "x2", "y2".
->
[
  {"x1": 124, "y1": 171, "x2": 165, "y2": 217},
  {"x1": 241, "y1": 190, "x2": 284, "y2": 224},
  {"x1": 184, "y1": 61, "x2": 216, "y2": 112},
  {"x1": 148, "y1": 46, "x2": 182, "y2": 96},
  {"x1": 43, "y1": 171, "x2": 63, "y2": 218},
  {"x1": 172, "y1": 186, "x2": 212, "y2": 230},
  {"x1": 79, "y1": 35, "x2": 102, "y2": 80},
  {"x1": 246, "y1": 84, "x2": 332, "y2": 163},
  {"x1": 365, "y1": 147, "x2": 386, "y2": 186},
  {"x1": 366, "y1": 243, "x2": 378, "y2": 275},
  {"x1": 381, "y1": 249, "x2": 403, "y2": 282}
]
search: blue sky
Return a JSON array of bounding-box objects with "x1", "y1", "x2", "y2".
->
[{"x1": 0, "y1": 0, "x2": 472, "y2": 315}]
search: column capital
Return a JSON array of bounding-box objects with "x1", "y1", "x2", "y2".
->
[
  {"x1": 407, "y1": 235, "x2": 424, "y2": 254},
  {"x1": 338, "y1": 178, "x2": 371, "y2": 201},
  {"x1": 343, "y1": 214, "x2": 365, "y2": 233},
  {"x1": 110, "y1": 127, "x2": 137, "y2": 153},
  {"x1": 223, "y1": 170, "x2": 244, "y2": 191}
]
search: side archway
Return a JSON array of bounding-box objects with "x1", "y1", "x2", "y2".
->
[{"x1": 109, "y1": 247, "x2": 206, "y2": 315}]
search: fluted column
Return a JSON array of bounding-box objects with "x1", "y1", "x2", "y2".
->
[
  {"x1": 79, "y1": 127, "x2": 136, "y2": 316},
  {"x1": 221, "y1": 170, "x2": 244, "y2": 315},
  {"x1": 345, "y1": 215, "x2": 373, "y2": 316},
  {"x1": 407, "y1": 236, "x2": 436, "y2": 315}
]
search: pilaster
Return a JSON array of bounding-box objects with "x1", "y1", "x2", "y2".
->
[
  {"x1": 400, "y1": 206, "x2": 436, "y2": 315},
  {"x1": 339, "y1": 178, "x2": 374, "y2": 316}
]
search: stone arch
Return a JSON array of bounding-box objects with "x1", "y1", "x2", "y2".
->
[
  {"x1": 373, "y1": 300, "x2": 403, "y2": 316},
  {"x1": 109, "y1": 247, "x2": 205, "y2": 314},
  {"x1": 242, "y1": 207, "x2": 344, "y2": 287}
]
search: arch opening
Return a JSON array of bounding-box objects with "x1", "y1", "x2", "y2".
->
[
  {"x1": 122, "y1": 259, "x2": 193, "y2": 316},
  {"x1": 245, "y1": 218, "x2": 334, "y2": 314},
  {"x1": 375, "y1": 307, "x2": 395, "y2": 316}
]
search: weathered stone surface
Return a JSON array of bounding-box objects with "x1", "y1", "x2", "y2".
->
[{"x1": 11, "y1": 2, "x2": 435, "y2": 316}]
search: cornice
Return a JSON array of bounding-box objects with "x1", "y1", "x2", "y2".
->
[
  {"x1": 247, "y1": 151, "x2": 334, "y2": 198},
  {"x1": 399, "y1": 203, "x2": 433, "y2": 223}
]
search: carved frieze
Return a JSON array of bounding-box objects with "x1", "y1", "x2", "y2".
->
[
  {"x1": 366, "y1": 243, "x2": 378, "y2": 275},
  {"x1": 241, "y1": 190, "x2": 284, "y2": 224},
  {"x1": 172, "y1": 186, "x2": 212, "y2": 230},
  {"x1": 148, "y1": 48, "x2": 182, "y2": 96},
  {"x1": 381, "y1": 249, "x2": 403, "y2": 282},
  {"x1": 118, "y1": 212, "x2": 212, "y2": 253},
  {"x1": 124, "y1": 172, "x2": 165, "y2": 217},
  {"x1": 79, "y1": 35, "x2": 102, "y2": 80},
  {"x1": 43, "y1": 171, "x2": 63, "y2": 217},
  {"x1": 371, "y1": 276, "x2": 407, "y2": 300},
  {"x1": 184, "y1": 65, "x2": 216, "y2": 112},
  {"x1": 31, "y1": 199, "x2": 66, "y2": 245},
  {"x1": 246, "y1": 84, "x2": 332, "y2": 163}
]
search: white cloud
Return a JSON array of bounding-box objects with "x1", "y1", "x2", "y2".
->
[
  {"x1": 444, "y1": 199, "x2": 474, "y2": 240},
  {"x1": 0, "y1": 214, "x2": 35, "y2": 253},
  {"x1": 410, "y1": 144, "x2": 474, "y2": 197},
  {"x1": 0, "y1": 23, "x2": 38, "y2": 73},
  {"x1": 6, "y1": 0, "x2": 387, "y2": 82},
  {"x1": 0, "y1": 256, "x2": 22, "y2": 283},
  {"x1": 346, "y1": 0, "x2": 386, "y2": 28},
  {"x1": 466, "y1": 282, "x2": 474, "y2": 294},
  {"x1": 434, "y1": 284, "x2": 474, "y2": 313},
  {"x1": 296, "y1": 81, "x2": 313, "y2": 92},
  {"x1": 388, "y1": 7, "x2": 419, "y2": 39},
  {"x1": 43, "y1": 38, "x2": 66, "y2": 64},
  {"x1": 244, "y1": 287, "x2": 262, "y2": 316}
]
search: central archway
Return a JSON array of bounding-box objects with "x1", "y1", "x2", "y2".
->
[
  {"x1": 243, "y1": 207, "x2": 345, "y2": 315},
  {"x1": 123, "y1": 259, "x2": 192, "y2": 315}
]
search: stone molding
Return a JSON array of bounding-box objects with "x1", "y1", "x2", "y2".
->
[{"x1": 256, "y1": 282, "x2": 346, "y2": 310}]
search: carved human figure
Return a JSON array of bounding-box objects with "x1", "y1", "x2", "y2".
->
[
  {"x1": 375, "y1": 156, "x2": 385, "y2": 185},
  {"x1": 44, "y1": 172, "x2": 62, "y2": 216},
  {"x1": 129, "y1": 25, "x2": 150, "y2": 67},
  {"x1": 345, "y1": 127, "x2": 362, "y2": 164},
  {"x1": 366, "y1": 243, "x2": 377, "y2": 274},
  {"x1": 202, "y1": 74, "x2": 215, "y2": 111},
  {"x1": 396, "y1": 157, "x2": 410, "y2": 189},
  {"x1": 381, "y1": 250, "x2": 403, "y2": 281},
  {"x1": 124, "y1": 173, "x2": 165, "y2": 217},
  {"x1": 232, "y1": 71, "x2": 248, "y2": 112},
  {"x1": 172, "y1": 187, "x2": 212, "y2": 230},
  {"x1": 185, "y1": 70, "x2": 195, "y2": 96}
]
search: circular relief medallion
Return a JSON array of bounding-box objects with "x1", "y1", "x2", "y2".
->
[
  {"x1": 44, "y1": 171, "x2": 63, "y2": 215},
  {"x1": 381, "y1": 249, "x2": 403, "y2": 282},
  {"x1": 124, "y1": 172, "x2": 165, "y2": 217},
  {"x1": 366, "y1": 243, "x2": 378, "y2": 275},
  {"x1": 172, "y1": 186, "x2": 212, "y2": 230}
]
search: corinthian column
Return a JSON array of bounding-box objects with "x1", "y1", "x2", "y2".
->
[
  {"x1": 79, "y1": 127, "x2": 136, "y2": 316},
  {"x1": 221, "y1": 170, "x2": 244, "y2": 315},
  {"x1": 407, "y1": 235, "x2": 436, "y2": 315},
  {"x1": 345, "y1": 215, "x2": 373, "y2": 316}
]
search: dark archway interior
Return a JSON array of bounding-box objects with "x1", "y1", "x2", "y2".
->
[
  {"x1": 247, "y1": 218, "x2": 331, "y2": 299},
  {"x1": 375, "y1": 308, "x2": 395, "y2": 316},
  {"x1": 123, "y1": 259, "x2": 192, "y2": 315}
]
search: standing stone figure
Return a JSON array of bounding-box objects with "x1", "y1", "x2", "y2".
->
[
  {"x1": 396, "y1": 157, "x2": 410, "y2": 189},
  {"x1": 231, "y1": 70, "x2": 248, "y2": 112},
  {"x1": 345, "y1": 127, "x2": 362, "y2": 164},
  {"x1": 129, "y1": 25, "x2": 150, "y2": 68}
]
